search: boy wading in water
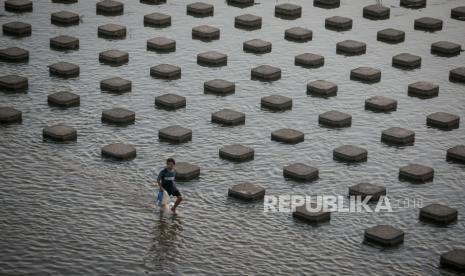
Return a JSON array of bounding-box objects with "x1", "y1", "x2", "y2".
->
[{"x1": 157, "y1": 158, "x2": 183, "y2": 213}]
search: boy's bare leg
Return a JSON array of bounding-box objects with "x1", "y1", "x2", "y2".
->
[{"x1": 171, "y1": 196, "x2": 183, "y2": 213}]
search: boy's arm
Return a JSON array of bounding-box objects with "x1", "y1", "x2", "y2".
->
[{"x1": 156, "y1": 171, "x2": 164, "y2": 190}]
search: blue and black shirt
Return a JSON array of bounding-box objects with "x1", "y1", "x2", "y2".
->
[{"x1": 157, "y1": 168, "x2": 180, "y2": 196}]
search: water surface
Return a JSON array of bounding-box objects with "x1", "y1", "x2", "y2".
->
[{"x1": 1, "y1": 0, "x2": 465, "y2": 275}]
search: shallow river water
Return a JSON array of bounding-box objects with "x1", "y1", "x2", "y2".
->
[{"x1": 1, "y1": 0, "x2": 465, "y2": 275}]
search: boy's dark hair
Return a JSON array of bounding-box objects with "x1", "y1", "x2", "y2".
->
[{"x1": 166, "y1": 158, "x2": 175, "y2": 165}]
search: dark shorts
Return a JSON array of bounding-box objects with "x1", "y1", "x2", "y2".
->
[{"x1": 168, "y1": 189, "x2": 181, "y2": 197}]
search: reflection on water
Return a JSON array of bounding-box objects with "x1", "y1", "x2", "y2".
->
[
  {"x1": 156, "y1": 211, "x2": 183, "y2": 248},
  {"x1": 146, "y1": 212, "x2": 183, "y2": 274}
]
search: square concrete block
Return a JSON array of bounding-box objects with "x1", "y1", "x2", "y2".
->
[
  {"x1": 0, "y1": 75, "x2": 28, "y2": 91},
  {"x1": 0, "y1": 47, "x2": 29, "y2": 62},
  {"x1": 0, "y1": 106, "x2": 22, "y2": 124},
  {"x1": 447, "y1": 145, "x2": 465, "y2": 163},
  {"x1": 97, "y1": 0, "x2": 124, "y2": 15},
  {"x1": 325, "y1": 16, "x2": 352, "y2": 31},
  {"x1": 319, "y1": 110, "x2": 352, "y2": 127},
  {"x1": 333, "y1": 145, "x2": 367, "y2": 162},
  {"x1": 451, "y1": 6, "x2": 465, "y2": 21},
  {"x1": 204, "y1": 79, "x2": 235, "y2": 95},
  {"x1": 100, "y1": 77, "x2": 131, "y2": 93},
  {"x1": 414, "y1": 17, "x2": 443, "y2": 31},
  {"x1": 381, "y1": 127, "x2": 415, "y2": 145},
  {"x1": 251, "y1": 65, "x2": 281, "y2": 81},
  {"x1": 431, "y1": 41, "x2": 461, "y2": 56},
  {"x1": 101, "y1": 107, "x2": 135, "y2": 125},
  {"x1": 98, "y1": 23, "x2": 126, "y2": 39},
  {"x1": 235, "y1": 14, "x2": 262, "y2": 30},
  {"x1": 365, "y1": 96, "x2": 397, "y2": 112},
  {"x1": 51, "y1": 11, "x2": 80, "y2": 26},
  {"x1": 5, "y1": 0, "x2": 32, "y2": 12},
  {"x1": 3, "y1": 21, "x2": 31, "y2": 37},
  {"x1": 364, "y1": 225, "x2": 404, "y2": 247},
  {"x1": 275, "y1": 3, "x2": 302, "y2": 19},
  {"x1": 349, "y1": 183, "x2": 386, "y2": 202},
  {"x1": 408, "y1": 81, "x2": 439, "y2": 98},
  {"x1": 243, "y1": 39, "x2": 272, "y2": 54},
  {"x1": 175, "y1": 162, "x2": 200, "y2": 181},
  {"x1": 140, "y1": 0, "x2": 167, "y2": 4},
  {"x1": 401, "y1": 0, "x2": 426, "y2": 8},
  {"x1": 314, "y1": 0, "x2": 340, "y2": 8},
  {"x1": 293, "y1": 205, "x2": 330, "y2": 223},
  {"x1": 350, "y1": 67, "x2": 381, "y2": 83},
  {"x1": 50, "y1": 35, "x2": 79, "y2": 50},
  {"x1": 228, "y1": 182, "x2": 265, "y2": 201},
  {"x1": 363, "y1": 4, "x2": 390, "y2": 20},
  {"x1": 427, "y1": 112, "x2": 460, "y2": 129},
  {"x1": 450, "y1": 67, "x2": 465, "y2": 83},
  {"x1": 101, "y1": 143, "x2": 136, "y2": 160},
  {"x1": 144, "y1": 12, "x2": 171, "y2": 27},
  {"x1": 227, "y1": 0, "x2": 254, "y2": 7},
  {"x1": 261, "y1": 95, "x2": 292, "y2": 111},
  {"x1": 440, "y1": 249, "x2": 465, "y2": 272},
  {"x1": 150, "y1": 64, "x2": 181, "y2": 79},
  {"x1": 49, "y1": 62, "x2": 80, "y2": 78},
  {"x1": 336, "y1": 40, "x2": 366, "y2": 56},
  {"x1": 377, "y1": 28, "x2": 405, "y2": 44},
  {"x1": 392, "y1": 53, "x2": 421, "y2": 69},
  {"x1": 197, "y1": 51, "x2": 227, "y2": 66},
  {"x1": 187, "y1": 2, "x2": 213, "y2": 17},
  {"x1": 420, "y1": 203, "x2": 458, "y2": 225},
  {"x1": 295, "y1": 53, "x2": 324, "y2": 68},
  {"x1": 219, "y1": 144, "x2": 254, "y2": 162},
  {"x1": 147, "y1": 37, "x2": 176, "y2": 52},
  {"x1": 307, "y1": 80, "x2": 337, "y2": 97},
  {"x1": 192, "y1": 25, "x2": 220, "y2": 41},
  {"x1": 43, "y1": 124, "x2": 77, "y2": 141},
  {"x1": 53, "y1": 0, "x2": 78, "y2": 3},
  {"x1": 47, "y1": 91, "x2": 80, "y2": 107},
  {"x1": 211, "y1": 109, "x2": 245, "y2": 126},
  {"x1": 399, "y1": 164, "x2": 434, "y2": 182},
  {"x1": 271, "y1": 128, "x2": 304, "y2": 144},
  {"x1": 155, "y1": 93, "x2": 186, "y2": 110},
  {"x1": 159, "y1": 125, "x2": 192, "y2": 143},
  {"x1": 283, "y1": 163, "x2": 319, "y2": 181},
  {"x1": 285, "y1": 27, "x2": 312, "y2": 42},
  {"x1": 99, "y1": 49, "x2": 129, "y2": 65}
]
